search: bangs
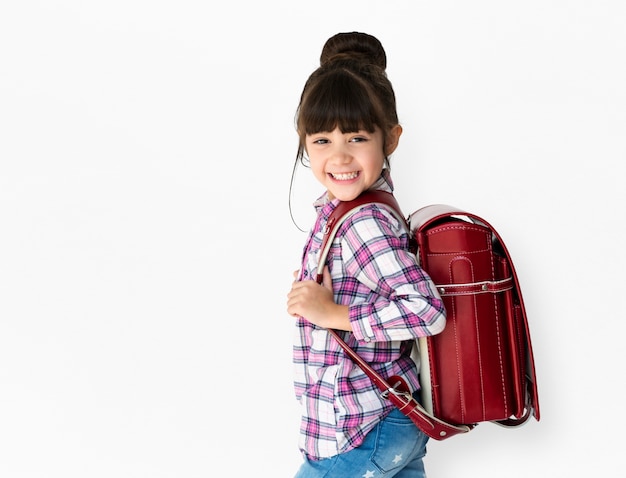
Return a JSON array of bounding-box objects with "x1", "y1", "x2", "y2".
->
[{"x1": 298, "y1": 70, "x2": 381, "y2": 135}]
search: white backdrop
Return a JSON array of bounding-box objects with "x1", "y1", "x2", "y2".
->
[{"x1": 1, "y1": 1, "x2": 624, "y2": 476}]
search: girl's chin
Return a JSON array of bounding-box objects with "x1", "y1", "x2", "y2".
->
[{"x1": 328, "y1": 189, "x2": 364, "y2": 202}]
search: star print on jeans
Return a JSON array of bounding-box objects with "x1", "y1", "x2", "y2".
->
[
  {"x1": 392, "y1": 454, "x2": 403, "y2": 464},
  {"x1": 362, "y1": 471, "x2": 375, "y2": 478}
]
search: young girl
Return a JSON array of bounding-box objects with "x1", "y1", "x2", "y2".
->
[{"x1": 286, "y1": 32, "x2": 447, "y2": 477}]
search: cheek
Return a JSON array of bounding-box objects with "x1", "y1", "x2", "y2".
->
[
  {"x1": 309, "y1": 159, "x2": 327, "y2": 179},
  {"x1": 367, "y1": 154, "x2": 385, "y2": 174}
]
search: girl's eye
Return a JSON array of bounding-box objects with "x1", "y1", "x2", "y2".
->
[
  {"x1": 350, "y1": 136, "x2": 368, "y2": 143},
  {"x1": 311, "y1": 138, "x2": 329, "y2": 145}
]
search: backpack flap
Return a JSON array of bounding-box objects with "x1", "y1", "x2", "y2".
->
[{"x1": 409, "y1": 204, "x2": 540, "y2": 428}]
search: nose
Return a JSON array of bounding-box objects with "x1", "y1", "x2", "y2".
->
[{"x1": 329, "y1": 143, "x2": 352, "y2": 164}]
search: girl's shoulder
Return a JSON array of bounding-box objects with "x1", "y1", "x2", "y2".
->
[{"x1": 335, "y1": 201, "x2": 407, "y2": 240}]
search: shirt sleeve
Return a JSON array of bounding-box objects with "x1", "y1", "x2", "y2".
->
[{"x1": 339, "y1": 205, "x2": 447, "y2": 343}]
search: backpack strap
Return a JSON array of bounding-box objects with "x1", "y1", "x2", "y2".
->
[
  {"x1": 315, "y1": 190, "x2": 405, "y2": 282},
  {"x1": 316, "y1": 190, "x2": 472, "y2": 440}
]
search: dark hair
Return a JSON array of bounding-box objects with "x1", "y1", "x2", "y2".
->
[{"x1": 294, "y1": 32, "x2": 399, "y2": 168}]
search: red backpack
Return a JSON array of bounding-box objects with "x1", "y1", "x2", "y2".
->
[{"x1": 318, "y1": 190, "x2": 540, "y2": 440}]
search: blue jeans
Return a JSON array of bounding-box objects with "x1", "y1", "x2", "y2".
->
[{"x1": 294, "y1": 407, "x2": 429, "y2": 478}]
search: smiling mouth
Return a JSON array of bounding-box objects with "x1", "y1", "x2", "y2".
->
[{"x1": 330, "y1": 172, "x2": 359, "y2": 180}]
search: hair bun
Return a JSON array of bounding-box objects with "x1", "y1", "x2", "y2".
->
[{"x1": 320, "y1": 32, "x2": 387, "y2": 70}]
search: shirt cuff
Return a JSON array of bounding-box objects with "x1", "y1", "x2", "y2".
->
[{"x1": 348, "y1": 303, "x2": 376, "y2": 343}]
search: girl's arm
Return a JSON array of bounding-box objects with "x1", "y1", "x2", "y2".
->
[{"x1": 340, "y1": 206, "x2": 446, "y2": 343}]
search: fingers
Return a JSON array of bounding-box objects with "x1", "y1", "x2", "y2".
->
[
  {"x1": 287, "y1": 267, "x2": 332, "y2": 319},
  {"x1": 287, "y1": 279, "x2": 318, "y2": 319},
  {"x1": 287, "y1": 280, "x2": 303, "y2": 318}
]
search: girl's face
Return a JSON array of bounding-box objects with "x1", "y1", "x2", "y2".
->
[{"x1": 305, "y1": 126, "x2": 401, "y2": 202}]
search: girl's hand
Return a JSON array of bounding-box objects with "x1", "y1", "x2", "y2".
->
[{"x1": 287, "y1": 267, "x2": 351, "y2": 331}]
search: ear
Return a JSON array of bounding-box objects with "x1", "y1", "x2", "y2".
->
[{"x1": 385, "y1": 125, "x2": 403, "y2": 156}]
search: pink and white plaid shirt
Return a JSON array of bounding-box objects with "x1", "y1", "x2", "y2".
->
[{"x1": 293, "y1": 171, "x2": 446, "y2": 460}]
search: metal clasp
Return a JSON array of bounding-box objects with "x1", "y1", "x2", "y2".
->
[{"x1": 380, "y1": 380, "x2": 412, "y2": 401}]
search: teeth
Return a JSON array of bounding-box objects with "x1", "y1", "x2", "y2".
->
[{"x1": 331, "y1": 172, "x2": 358, "y2": 180}]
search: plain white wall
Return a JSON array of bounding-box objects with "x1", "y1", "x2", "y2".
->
[{"x1": 1, "y1": 1, "x2": 624, "y2": 476}]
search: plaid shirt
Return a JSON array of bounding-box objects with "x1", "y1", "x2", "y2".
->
[{"x1": 293, "y1": 171, "x2": 446, "y2": 460}]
